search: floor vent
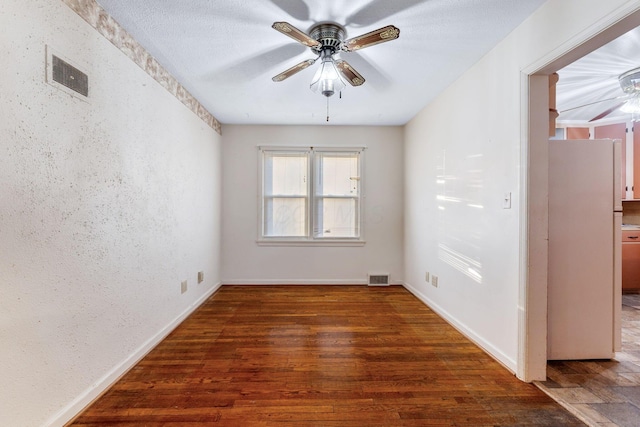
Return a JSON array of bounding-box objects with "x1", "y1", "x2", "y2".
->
[{"x1": 368, "y1": 273, "x2": 390, "y2": 286}]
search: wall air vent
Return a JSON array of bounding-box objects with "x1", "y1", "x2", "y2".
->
[
  {"x1": 46, "y1": 45, "x2": 89, "y2": 101},
  {"x1": 368, "y1": 273, "x2": 390, "y2": 286},
  {"x1": 52, "y1": 55, "x2": 88, "y2": 96}
]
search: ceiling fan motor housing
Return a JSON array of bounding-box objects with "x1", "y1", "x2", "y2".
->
[
  {"x1": 619, "y1": 67, "x2": 640, "y2": 94},
  {"x1": 309, "y1": 23, "x2": 346, "y2": 54}
]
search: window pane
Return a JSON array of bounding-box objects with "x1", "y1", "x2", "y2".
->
[
  {"x1": 261, "y1": 148, "x2": 362, "y2": 241},
  {"x1": 264, "y1": 153, "x2": 307, "y2": 196},
  {"x1": 264, "y1": 197, "x2": 307, "y2": 237},
  {"x1": 315, "y1": 152, "x2": 359, "y2": 196},
  {"x1": 314, "y1": 197, "x2": 358, "y2": 238}
]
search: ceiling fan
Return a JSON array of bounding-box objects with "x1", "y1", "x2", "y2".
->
[
  {"x1": 270, "y1": 21, "x2": 400, "y2": 97},
  {"x1": 561, "y1": 66, "x2": 640, "y2": 122}
]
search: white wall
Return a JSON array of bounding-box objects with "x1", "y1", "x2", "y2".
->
[
  {"x1": 0, "y1": 1, "x2": 222, "y2": 426},
  {"x1": 404, "y1": 60, "x2": 521, "y2": 369},
  {"x1": 404, "y1": 0, "x2": 640, "y2": 373},
  {"x1": 222, "y1": 125, "x2": 404, "y2": 285}
]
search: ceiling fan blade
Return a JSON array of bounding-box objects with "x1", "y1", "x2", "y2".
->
[
  {"x1": 341, "y1": 52, "x2": 391, "y2": 89},
  {"x1": 210, "y1": 44, "x2": 307, "y2": 84},
  {"x1": 272, "y1": 22, "x2": 321, "y2": 48},
  {"x1": 560, "y1": 95, "x2": 628, "y2": 114},
  {"x1": 345, "y1": 0, "x2": 428, "y2": 27},
  {"x1": 589, "y1": 102, "x2": 627, "y2": 122},
  {"x1": 272, "y1": 59, "x2": 317, "y2": 82},
  {"x1": 269, "y1": 0, "x2": 310, "y2": 21},
  {"x1": 335, "y1": 60, "x2": 365, "y2": 86},
  {"x1": 341, "y1": 25, "x2": 400, "y2": 52}
]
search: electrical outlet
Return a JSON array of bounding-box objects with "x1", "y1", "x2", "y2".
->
[
  {"x1": 432, "y1": 276, "x2": 438, "y2": 288},
  {"x1": 198, "y1": 271, "x2": 204, "y2": 284},
  {"x1": 181, "y1": 280, "x2": 188, "y2": 294},
  {"x1": 425, "y1": 272, "x2": 430, "y2": 282}
]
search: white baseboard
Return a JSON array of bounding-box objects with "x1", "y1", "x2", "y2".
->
[
  {"x1": 47, "y1": 282, "x2": 222, "y2": 427},
  {"x1": 402, "y1": 282, "x2": 517, "y2": 373},
  {"x1": 221, "y1": 279, "x2": 404, "y2": 286}
]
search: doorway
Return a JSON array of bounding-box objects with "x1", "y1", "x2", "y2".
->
[{"x1": 523, "y1": 8, "x2": 640, "y2": 382}]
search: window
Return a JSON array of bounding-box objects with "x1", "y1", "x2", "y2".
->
[{"x1": 260, "y1": 147, "x2": 363, "y2": 244}]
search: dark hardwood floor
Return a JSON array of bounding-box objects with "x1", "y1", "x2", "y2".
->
[{"x1": 71, "y1": 285, "x2": 583, "y2": 426}]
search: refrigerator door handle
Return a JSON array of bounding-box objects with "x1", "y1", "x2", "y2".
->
[{"x1": 614, "y1": 139, "x2": 623, "y2": 211}]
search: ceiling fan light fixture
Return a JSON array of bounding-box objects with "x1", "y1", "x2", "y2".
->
[
  {"x1": 618, "y1": 67, "x2": 640, "y2": 115},
  {"x1": 271, "y1": 20, "x2": 398, "y2": 101},
  {"x1": 310, "y1": 50, "x2": 345, "y2": 97},
  {"x1": 620, "y1": 94, "x2": 640, "y2": 114}
]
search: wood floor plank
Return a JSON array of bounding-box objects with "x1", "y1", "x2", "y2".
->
[{"x1": 70, "y1": 285, "x2": 583, "y2": 426}]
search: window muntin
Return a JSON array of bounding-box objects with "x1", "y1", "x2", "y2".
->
[{"x1": 260, "y1": 147, "x2": 362, "y2": 242}]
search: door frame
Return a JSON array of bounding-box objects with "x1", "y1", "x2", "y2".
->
[{"x1": 519, "y1": 6, "x2": 640, "y2": 381}]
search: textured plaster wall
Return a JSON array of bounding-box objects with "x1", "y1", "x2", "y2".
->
[
  {"x1": 221, "y1": 125, "x2": 404, "y2": 285},
  {"x1": 61, "y1": 0, "x2": 221, "y2": 134},
  {"x1": 0, "y1": 1, "x2": 222, "y2": 426}
]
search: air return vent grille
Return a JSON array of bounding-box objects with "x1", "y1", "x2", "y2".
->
[
  {"x1": 46, "y1": 46, "x2": 89, "y2": 101},
  {"x1": 52, "y1": 55, "x2": 88, "y2": 97},
  {"x1": 368, "y1": 273, "x2": 390, "y2": 286}
]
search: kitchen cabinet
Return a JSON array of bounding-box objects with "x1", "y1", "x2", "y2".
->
[
  {"x1": 595, "y1": 123, "x2": 626, "y2": 200},
  {"x1": 622, "y1": 229, "x2": 640, "y2": 293},
  {"x1": 566, "y1": 127, "x2": 590, "y2": 140}
]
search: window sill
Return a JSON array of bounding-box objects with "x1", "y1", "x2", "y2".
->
[{"x1": 256, "y1": 239, "x2": 366, "y2": 247}]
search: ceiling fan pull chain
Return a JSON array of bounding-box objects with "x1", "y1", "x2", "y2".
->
[{"x1": 326, "y1": 96, "x2": 330, "y2": 122}]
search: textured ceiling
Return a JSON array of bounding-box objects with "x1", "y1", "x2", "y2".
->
[
  {"x1": 557, "y1": 26, "x2": 640, "y2": 124},
  {"x1": 96, "y1": 0, "x2": 546, "y2": 126}
]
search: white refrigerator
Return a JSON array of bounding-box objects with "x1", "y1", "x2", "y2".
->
[{"x1": 547, "y1": 138, "x2": 622, "y2": 360}]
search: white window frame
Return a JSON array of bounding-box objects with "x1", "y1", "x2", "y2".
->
[{"x1": 258, "y1": 146, "x2": 365, "y2": 246}]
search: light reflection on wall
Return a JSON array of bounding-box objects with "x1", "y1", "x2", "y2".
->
[
  {"x1": 438, "y1": 243, "x2": 483, "y2": 283},
  {"x1": 436, "y1": 150, "x2": 484, "y2": 284}
]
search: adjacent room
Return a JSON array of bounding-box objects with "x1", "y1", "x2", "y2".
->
[{"x1": 4, "y1": 0, "x2": 640, "y2": 426}]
